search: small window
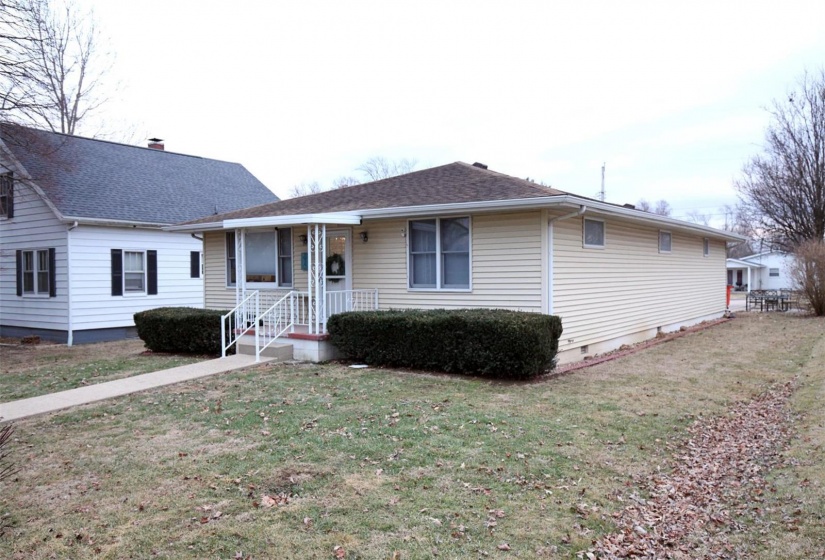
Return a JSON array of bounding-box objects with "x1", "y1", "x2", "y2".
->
[
  {"x1": 124, "y1": 251, "x2": 146, "y2": 292},
  {"x1": 583, "y1": 218, "x2": 605, "y2": 248},
  {"x1": 278, "y1": 228, "x2": 293, "y2": 287},
  {"x1": 659, "y1": 231, "x2": 672, "y2": 253},
  {"x1": 769, "y1": 268, "x2": 780, "y2": 277},
  {"x1": 703, "y1": 238, "x2": 709, "y2": 257},
  {"x1": 0, "y1": 172, "x2": 12, "y2": 218}
]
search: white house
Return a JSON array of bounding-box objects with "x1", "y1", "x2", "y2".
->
[
  {"x1": 170, "y1": 162, "x2": 746, "y2": 365},
  {"x1": 0, "y1": 124, "x2": 278, "y2": 344},
  {"x1": 726, "y1": 250, "x2": 793, "y2": 291}
]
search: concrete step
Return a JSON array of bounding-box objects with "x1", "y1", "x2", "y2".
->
[{"x1": 236, "y1": 340, "x2": 293, "y2": 361}]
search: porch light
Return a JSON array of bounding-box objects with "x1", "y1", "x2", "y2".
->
[
  {"x1": 359, "y1": 231, "x2": 369, "y2": 243},
  {"x1": 299, "y1": 234, "x2": 308, "y2": 245}
]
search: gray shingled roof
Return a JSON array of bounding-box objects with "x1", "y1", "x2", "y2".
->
[
  {"x1": 0, "y1": 124, "x2": 278, "y2": 224},
  {"x1": 184, "y1": 162, "x2": 568, "y2": 225}
]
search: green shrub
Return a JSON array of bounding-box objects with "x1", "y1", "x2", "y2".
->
[
  {"x1": 327, "y1": 308, "x2": 563, "y2": 380},
  {"x1": 134, "y1": 307, "x2": 228, "y2": 355}
]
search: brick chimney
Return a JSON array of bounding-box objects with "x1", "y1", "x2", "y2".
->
[{"x1": 147, "y1": 138, "x2": 164, "y2": 150}]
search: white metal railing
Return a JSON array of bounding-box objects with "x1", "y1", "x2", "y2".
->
[
  {"x1": 221, "y1": 290, "x2": 259, "y2": 357},
  {"x1": 222, "y1": 289, "x2": 380, "y2": 359},
  {"x1": 255, "y1": 292, "x2": 294, "y2": 361},
  {"x1": 324, "y1": 289, "x2": 379, "y2": 330}
]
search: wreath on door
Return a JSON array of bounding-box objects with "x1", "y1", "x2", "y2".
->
[{"x1": 326, "y1": 253, "x2": 345, "y2": 283}]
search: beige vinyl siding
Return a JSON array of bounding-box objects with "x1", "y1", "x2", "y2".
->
[
  {"x1": 204, "y1": 231, "x2": 234, "y2": 310},
  {"x1": 552, "y1": 214, "x2": 726, "y2": 354},
  {"x1": 353, "y1": 211, "x2": 543, "y2": 311}
]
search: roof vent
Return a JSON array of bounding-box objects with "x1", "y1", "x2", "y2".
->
[
  {"x1": 147, "y1": 138, "x2": 165, "y2": 151},
  {"x1": 623, "y1": 203, "x2": 636, "y2": 209},
  {"x1": 472, "y1": 162, "x2": 488, "y2": 169}
]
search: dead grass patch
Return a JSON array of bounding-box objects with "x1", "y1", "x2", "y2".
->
[{"x1": 0, "y1": 314, "x2": 822, "y2": 559}]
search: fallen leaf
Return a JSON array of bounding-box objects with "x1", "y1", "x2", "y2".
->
[{"x1": 497, "y1": 543, "x2": 511, "y2": 551}]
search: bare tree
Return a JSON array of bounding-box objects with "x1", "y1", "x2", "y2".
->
[
  {"x1": 637, "y1": 198, "x2": 672, "y2": 216},
  {"x1": 0, "y1": 0, "x2": 112, "y2": 135},
  {"x1": 288, "y1": 181, "x2": 324, "y2": 198},
  {"x1": 736, "y1": 68, "x2": 825, "y2": 248},
  {"x1": 788, "y1": 239, "x2": 825, "y2": 315},
  {"x1": 287, "y1": 157, "x2": 418, "y2": 198},
  {"x1": 357, "y1": 156, "x2": 417, "y2": 181},
  {"x1": 685, "y1": 209, "x2": 711, "y2": 226}
]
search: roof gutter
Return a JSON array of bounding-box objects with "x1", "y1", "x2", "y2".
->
[{"x1": 60, "y1": 216, "x2": 168, "y2": 228}]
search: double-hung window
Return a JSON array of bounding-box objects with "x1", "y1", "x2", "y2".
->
[
  {"x1": 408, "y1": 217, "x2": 470, "y2": 290},
  {"x1": 22, "y1": 250, "x2": 49, "y2": 295},
  {"x1": 0, "y1": 172, "x2": 12, "y2": 218},
  {"x1": 124, "y1": 251, "x2": 146, "y2": 292},
  {"x1": 226, "y1": 228, "x2": 293, "y2": 287},
  {"x1": 111, "y1": 249, "x2": 156, "y2": 296}
]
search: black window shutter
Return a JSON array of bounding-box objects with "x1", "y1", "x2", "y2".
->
[
  {"x1": 15, "y1": 249, "x2": 22, "y2": 296},
  {"x1": 6, "y1": 173, "x2": 13, "y2": 219},
  {"x1": 190, "y1": 251, "x2": 200, "y2": 278},
  {"x1": 147, "y1": 250, "x2": 158, "y2": 295},
  {"x1": 111, "y1": 249, "x2": 123, "y2": 296},
  {"x1": 48, "y1": 247, "x2": 56, "y2": 297}
]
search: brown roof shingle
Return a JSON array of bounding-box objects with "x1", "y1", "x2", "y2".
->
[{"x1": 182, "y1": 162, "x2": 567, "y2": 225}]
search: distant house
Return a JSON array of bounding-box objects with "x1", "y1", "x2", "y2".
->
[
  {"x1": 0, "y1": 124, "x2": 278, "y2": 344},
  {"x1": 170, "y1": 162, "x2": 745, "y2": 365},
  {"x1": 726, "y1": 250, "x2": 793, "y2": 291}
]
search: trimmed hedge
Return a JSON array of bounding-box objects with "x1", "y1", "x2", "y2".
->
[
  {"x1": 327, "y1": 308, "x2": 563, "y2": 380},
  {"x1": 134, "y1": 307, "x2": 228, "y2": 355}
]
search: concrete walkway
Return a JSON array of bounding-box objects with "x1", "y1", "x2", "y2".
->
[{"x1": 0, "y1": 354, "x2": 272, "y2": 423}]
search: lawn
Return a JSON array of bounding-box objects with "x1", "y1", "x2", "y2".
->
[
  {"x1": 1, "y1": 313, "x2": 823, "y2": 559},
  {"x1": 0, "y1": 339, "x2": 207, "y2": 401}
]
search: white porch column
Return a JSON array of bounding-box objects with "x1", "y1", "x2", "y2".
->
[
  {"x1": 307, "y1": 224, "x2": 327, "y2": 334},
  {"x1": 747, "y1": 267, "x2": 751, "y2": 293},
  {"x1": 235, "y1": 228, "x2": 246, "y2": 304}
]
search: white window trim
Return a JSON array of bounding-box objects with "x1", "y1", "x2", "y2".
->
[
  {"x1": 21, "y1": 248, "x2": 50, "y2": 298},
  {"x1": 123, "y1": 250, "x2": 147, "y2": 296},
  {"x1": 658, "y1": 230, "x2": 672, "y2": 254},
  {"x1": 407, "y1": 216, "x2": 472, "y2": 292},
  {"x1": 582, "y1": 218, "x2": 606, "y2": 249},
  {"x1": 703, "y1": 238, "x2": 709, "y2": 257},
  {"x1": 227, "y1": 228, "x2": 293, "y2": 289},
  {"x1": 769, "y1": 268, "x2": 780, "y2": 277}
]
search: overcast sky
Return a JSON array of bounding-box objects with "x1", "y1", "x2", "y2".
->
[{"x1": 77, "y1": 0, "x2": 825, "y2": 226}]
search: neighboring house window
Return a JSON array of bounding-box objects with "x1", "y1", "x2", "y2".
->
[
  {"x1": 703, "y1": 238, "x2": 709, "y2": 257},
  {"x1": 15, "y1": 248, "x2": 55, "y2": 297},
  {"x1": 111, "y1": 249, "x2": 157, "y2": 296},
  {"x1": 583, "y1": 218, "x2": 605, "y2": 248},
  {"x1": 659, "y1": 231, "x2": 672, "y2": 253},
  {"x1": 408, "y1": 217, "x2": 470, "y2": 290},
  {"x1": 0, "y1": 172, "x2": 13, "y2": 218},
  {"x1": 769, "y1": 268, "x2": 780, "y2": 277},
  {"x1": 190, "y1": 251, "x2": 201, "y2": 279},
  {"x1": 226, "y1": 229, "x2": 293, "y2": 287},
  {"x1": 124, "y1": 251, "x2": 146, "y2": 292}
]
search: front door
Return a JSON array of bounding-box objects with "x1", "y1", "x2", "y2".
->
[{"x1": 325, "y1": 231, "x2": 351, "y2": 317}]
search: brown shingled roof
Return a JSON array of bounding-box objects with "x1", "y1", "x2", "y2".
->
[{"x1": 182, "y1": 162, "x2": 567, "y2": 225}]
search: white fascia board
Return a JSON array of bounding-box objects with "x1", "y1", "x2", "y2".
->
[
  {"x1": 726, "y1": 258, "x2": 765, "y2": 268},
  {"x1": 165, "y1": 221, "x2": 226, "y2": 233},
  {"x1": 224, "y1": 213, "x2": 362, "y2": 229}
]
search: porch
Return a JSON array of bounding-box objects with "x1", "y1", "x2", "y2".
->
[{"x1": 221, "y1": 288, "x2": 379, "y2": 362}]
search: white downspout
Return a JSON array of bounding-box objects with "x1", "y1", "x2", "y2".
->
[
  {"x1": 66, "y1": 221, "x2": 78, "y2": 346},
  {"x1": 547, "y1": 206, "x2": 587, "y2": 315}
]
